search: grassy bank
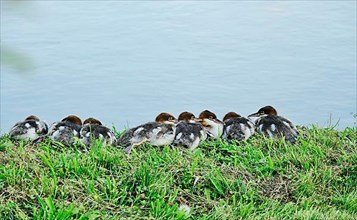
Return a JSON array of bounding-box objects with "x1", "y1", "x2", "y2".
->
[{"x1": 0, "y1": 126, "x2": 356, "y2": 219}]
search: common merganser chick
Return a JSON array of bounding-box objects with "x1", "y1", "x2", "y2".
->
[
  {"x1": 49, "y1": 115, "x2": 82, "y2": 146},
  {"x1": 80, "y1": 117, "x2": 117, "y2": 147},
  {"x1": 174, "y1": 112, "x2": 207, "y2": 149},
  {"x1": 222, "y1": 112, "x2": 255, "y2": 141},
  {"x1": 9, "y1": 115, "x2": 48, "y2": 140},
  {"x1": 248, "y1": 106, "x2": 298, "y2": 143},
  {"x1": 117, "y1": 112, "x2": 177, "y2": 154},
  {"x1": 197, "y1": 110, "x2": 224, "y2": 139}
]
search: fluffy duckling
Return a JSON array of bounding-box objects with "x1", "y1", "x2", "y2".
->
[
  {"x1": 197, "y1": 110, "x2": 224, "y2": 139},
  {"x1": 80, "y1": 117, "x2": 117, "y2": 147},
  {"x1": 48, "y1": 115, "x2": 82, "y2": 146},
  {"x1": 222, "y1": 112, "x2": 255, "y2": 141},
  {"x1": 117, "y1": 112, "x2": 177, "y2": 154},
  {"x1": 174, "y1": 111, "x2": 207, "y2": 149},
  {"x1": 248, "y1": 106, "x2": 298, "y2": 143},
  {"x1": 9, "y1": 115, "x2": 48, "y2": 140}
]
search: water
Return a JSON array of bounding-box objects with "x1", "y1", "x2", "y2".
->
[{"x1": 1, "y1": 1, "x2": 356, "y2": 134}]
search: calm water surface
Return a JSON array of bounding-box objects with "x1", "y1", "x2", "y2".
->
[{"x1": 1, "y1": 1, "x2": 356, "y2": 133}]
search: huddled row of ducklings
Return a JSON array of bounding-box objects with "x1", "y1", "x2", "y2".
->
[
  {"x1": 9, "y1": 116, "x2": 116, "y2": 147},
  {"x1": 9, "y1": 106, "x2": 299, "y2": 153}
]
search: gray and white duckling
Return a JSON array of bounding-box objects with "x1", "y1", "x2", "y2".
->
[
  {"x1": 174, "y1": 111, "x2": 207, "y2": 149},
  {"x1": 117, "y1": 112, "x2": 177, "y2": 154},
  {"x1": 222, "y1": 112, "x2": 255, "y2": 141},
  {"x1": 80, "y1": 117, "x2": 117, "y2": 147},
  {"x1": 9, "y1": 115, "x2": 48, "y2": 140},
  {"x1": 48, "y1": 115, "x2": 82, "y2": 146},
  {"x1": 248, "y1": 106, "x2": 298, "y2": 143},
  {"x1": 197, "y1": 110, "x2": 224, "y2": 139}
]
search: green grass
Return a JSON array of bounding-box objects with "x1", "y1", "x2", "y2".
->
[{"x1": 0, "y1": 126, "x2": 356, "y2": 219}]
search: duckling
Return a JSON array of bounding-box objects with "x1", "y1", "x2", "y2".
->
[
  {"x1": 117, "y1": 112, "x2": 177, "y2": 154},
  {"x1": 197, "y1": 110, "x2": 224, "y2": 139},
  {"x1": 222, "y1": 112, "x2": 255, "y2": 141},
  {"x1": 9, "y1": 115, "x2": 48, "y2": 140},
  {"x1": 80, "y1": 117, "x2": 117, "y2": 147},
  {"x1": 174, "y1": 111, "x2": 207, "y2": 149},
  {"x1": 48, "y1": 115, "x2": 82, "y2": 146},
  {"x1": 248, "y1": 106, "x2": 298, "y2": 143}
]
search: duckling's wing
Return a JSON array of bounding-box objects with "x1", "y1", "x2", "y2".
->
[
  {"x1": 222, "y1": 118, "x2": 246, "y2": 140},
  {"x1": 35, "y1": 120, "x2": 48, "y2": 134},
  {"x1": 119, "y1": 123, "x2": 158, "y2": 153},
  {"x1": 49, "y1": 122, "x2": 81, "y2": 135},
  {"x1": 172, "y1": 123, "x2": 190, "y2": 148},
  {"x1": 91, "y1": 125, "x2": 117, "y2": 144},
  {"x1": 9, "y1": 120, "x2": 39, "y2": 139},
  {"x1": 117, "y1": 122, "x2": 157, "y2": 148},
  {"x1": 117, "y1": 128, "x2": 135, "y2": 147},
  {"x1": 277, "y1": 116, "x2": 297, "y2": 130},
  {"x1": 161, "y1": 124, "x2": 175, "y2": 135},
  {"x1": 256, "y1": 117, "x2": 281, "y2": 138},
  {"x1": 174, "y1": 123, "x2": 193, "y2": 145},
  {"x1": 276, "y1": 116, "x2": 298, "y2": 143},
  {"x1": 9, "y1": 122, "x2": 28, "y2": 136}
]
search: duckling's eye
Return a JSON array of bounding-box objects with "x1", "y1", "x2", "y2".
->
[
  {"x1": 191, "y1": 116, "x2": 195, "y2": 120},
  {"x1": 209, "y1": 116, "x2": 213, "y2": 119}
]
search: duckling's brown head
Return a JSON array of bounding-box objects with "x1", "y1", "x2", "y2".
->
[
  {"x1": 25, "y1": 115, "x2": 40, "y2": 121},
  {"x1": 83, "y1": 117, "x2": 102, "y2": 125},
  {"x1": 62, "y1": 115, "x2": 82, "y2": 125},
  {"x1": 155, "y1": 112, "x2": 177, "y2": 124},
  {"x1": 248, "y1": 106, "x2": 278, "y2": 117},
  {"x1": 178, "y1": 111, "x2": 196, "y2": 122},
  {"x1": 223, "y1": 112, "x2": 241, "y2": 122},
  {"x1": 198, "y1": 110, "x2": 218, "y2": 120}
]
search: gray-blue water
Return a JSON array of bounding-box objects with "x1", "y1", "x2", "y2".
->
[{"x1": 1, "y1": 1, "x2": 356, "y2": 134}]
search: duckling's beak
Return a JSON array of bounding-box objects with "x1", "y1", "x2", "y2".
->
[
  {"x1": 189, "y1": 118, "x2": 199, "y2": 123},
  {"x1": 248, "y1": 112, "x2": 260, "y2": 118},
  {"x1": 166, "y1": 119, "x2": 178, "y2": 125},
  {"x1": 195, "y1": 118, "x2": 203, "y2": 123},
  {"x1": 213, "y1": 119, "x2": 224, "y2": 125},
  {"x1": 171, "y1": 119, "x2": 179, "y2": 124}
]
